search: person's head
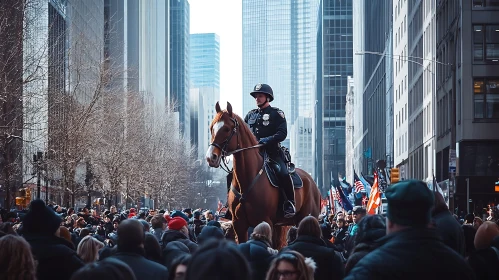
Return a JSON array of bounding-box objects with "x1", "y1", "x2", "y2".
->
[
  {"x1": 464, "y1": 213, "x2": 475, "y2": 224},
  {"x1": 328, "y1": 214, "x2": 335, "y2": 224},
  {"x1": 168, "y1": 254, "x2": 191, "y2": 280},
  {"x1": 250, "y1": 83, "x2": 274, "y2": 108},
  {"x1": 139, "y1": 220, "x2": 150, "y2": 232},
  {"x1": 286, "y1": 226, "x2": 298, "y2": 244},
  {"x1": 110, "y1": 206, "x2": 117, "y2": 214},
  {"x1": 58, "y1": 226, "x2": 73, "y2": 244},
  {"x1": 346, "y1": 210, "x2": 353, "y2": 222},
  {"x1": 76, "y1": 217, "x2": 86, "y2": 228},
  {"x1": 250, "y1": 221, "x2": 272, "y2": 246},
  {"x1": 352, "y1": 206, "x2": 367, "y2": 224},
  {"x1": 266, "y1": 250, "x2": 315, "y2": 280},
  {"x1": 151, "y1": 214, "x2": 167, "y2": 230},
  {"x1": 0, "y1": 235, "x2": 37, "y2": 280},
  {"x1": 385, "y1": 180, "x2": 434, "y2": 234},
  {"x1": 337, "y1": 218, "x2": 346, "y2": 228},
  {"x1": 22, "y1": 199, "x2": 62, "y2": 236},
  {"x1": 71, "y1": 258, "x2": 136, "y2": 280},
  {"x1": 204, "y1": 210, "x2": 214, "y2": 221},
  {"x1": 297, "y1": 216, "x2": 321, "y2": 239},
  {"x1": 354, "y1": 214, "x2": 386, "y2": 245},
  {"x1": 117, "y1": 219, "x2": 145, "y2": 252},
  {"x1": 168, "y1": 217, "x2": 189, "y2": 236},
  {"x1": 83, "y1": 207, "x2": 89, "y2": 214},
  {"x1": 474, "y1": 221, "x2": 499, "y2": 250},
  {"x1": 144, "y1": 233, "x2": 162, "y2": 263},
  {"x1": 336, "y1": 212, "x2": 344, "y2": 220},
  {"x1": 473, "y1": 217, "x2": 483, "y2": 229},
  {"x1": 185, "y1": 239, "x2": 250, "y2": 280},
  {"x1": 197, "y1": 225, "x2": 225, "y2": 245},
  {"x1": 77, "y1": 235, "x2": 105, "y2": 263}
]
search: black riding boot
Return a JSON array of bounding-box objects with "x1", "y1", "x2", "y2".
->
[{"x1": 283, "y1": 176, "x2": 296, "y2": 218}]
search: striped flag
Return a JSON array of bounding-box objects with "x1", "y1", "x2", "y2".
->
[
  {"x1": 359, "y1": 173, "x2": 372, "y2": 198},
  {"x1": 367, "y1": 172, "x2": 381, "y2": 214},
  {"x1": 354, "y1": 173, "x2": 366, "y2": 193}
]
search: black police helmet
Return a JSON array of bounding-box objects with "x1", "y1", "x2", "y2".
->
[{"x1": 250, "y1": 83, "x2": 274, "y2": 102}]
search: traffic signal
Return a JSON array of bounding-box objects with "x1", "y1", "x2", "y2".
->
[
  {"x1": 390, "y1": 168, "x2": 400, "y2": 184},
  {"x1": 495, "y1": 179, "x2": 499, "y2": 192}
]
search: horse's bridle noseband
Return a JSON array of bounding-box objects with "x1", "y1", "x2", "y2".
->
[{"x1": 209, "y1": 115, "x2": 240, "y2": 158}]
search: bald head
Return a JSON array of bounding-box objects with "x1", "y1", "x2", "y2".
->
[{"x1": 117, "y1": 219, "x2": 145, "y2": 250}]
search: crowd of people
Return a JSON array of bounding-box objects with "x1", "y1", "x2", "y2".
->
[{"x1": 1, "y1": 179, "x2": 499, "y2": 279}]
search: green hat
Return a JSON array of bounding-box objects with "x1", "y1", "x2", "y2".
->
[{"x1": 385, "y1": 180, "x2": 434, "y2": 227}]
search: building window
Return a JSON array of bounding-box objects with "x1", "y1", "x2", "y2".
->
[
  {"x1": 474, "y1": 25, "x2": 499, "y2": 62},
  {"x1": 473, "y1": 0, "x2": 499, "y2": 8},
  {"x1": 474, "y1": 78, "x2": 499, "y2": 119}
]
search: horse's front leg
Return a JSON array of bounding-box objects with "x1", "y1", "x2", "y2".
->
[{"x1": 232, "y1": 217, "x2": 249, "y2": 244}]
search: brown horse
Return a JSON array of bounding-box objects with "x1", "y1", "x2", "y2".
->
[{"x1": 206, "y1": 102, "x2": 321, "y2": 249}]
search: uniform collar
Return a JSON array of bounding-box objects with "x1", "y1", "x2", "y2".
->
[{"x1": 258, "y1": 105, "x2": 271, "y2": 113}]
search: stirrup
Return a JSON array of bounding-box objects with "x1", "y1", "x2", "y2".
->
[{"x1": 283, "y1": 201, "x2": 296, "y2": 218}]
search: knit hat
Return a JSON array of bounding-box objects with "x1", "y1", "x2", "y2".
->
[
  {"x1": 474, "y1": 221, "x2": 499, "y2": 250},
  {"x1": 22, "y1": 199, "x2": 62, "y2": 235},
  {"x1": 168, "y1": 217, "x2": 187, "y2": 231},
  {"x1": 197, "y1": 225, "x2": 224, "y2": 244},
  {"x1": 385, "y1": 180, "x2": 434, "y2": 227}
]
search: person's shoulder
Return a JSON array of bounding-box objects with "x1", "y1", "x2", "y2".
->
[
  {"x1": 270, "y1": 107, "x2": 285, "y2": 118},
  {"x1": 246, "y1": 109, "x2": 258, "y2": 115}
]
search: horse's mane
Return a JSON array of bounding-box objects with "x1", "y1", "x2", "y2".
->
[{"x1": 210, "y1": 111, "x2": 258, "y2": 146}]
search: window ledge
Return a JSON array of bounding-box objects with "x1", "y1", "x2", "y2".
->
[{"x1": 472, "y1": 118, "x2": 499, "y2": 123}]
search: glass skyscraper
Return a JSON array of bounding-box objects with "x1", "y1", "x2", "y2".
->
[
  {"x1": 314, "y1": 0, "x2": 353, "y2": 192},
  {"x1": 190, "y1": 33, "x2": 220, "y2": 159},
  {"x1": 170, "y1": 0, "x2": 190, "y2": 138},
  {"x1": 190, "y1": 33, "x2": 220, "y2": 89},
  {"x1": 242, "y1": 0, "x2": 318, "y2": 149}
]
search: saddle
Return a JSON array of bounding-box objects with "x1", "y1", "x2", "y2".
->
[{"x1": 262, "y1": 151, "x2": 303, "y2": 189}]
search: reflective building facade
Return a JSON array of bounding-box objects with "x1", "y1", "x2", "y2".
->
[
  {"x1": 170, "y1": 0, "x2": 190, "y2": 138},
  {"x1": 315, "y1": 0, "x2": 353, "y2": 192},
  {"x1": 242, "y1": 0, "x2": 318, "y2": 150},
  {"x1": 352, "y1": 0, "x2": 393, "y2": 176}
]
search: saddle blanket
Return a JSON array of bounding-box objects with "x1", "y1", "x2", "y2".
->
[{"x1": 263, "y1": 159, "x2": 303, "y2": 188}]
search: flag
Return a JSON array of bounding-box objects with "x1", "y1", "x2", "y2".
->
[
  {"x1": 354, "y1": 172, "x2": 366, "y2": 193},
  {"x1": 359, "y1": 173, "x2": 372, "y2": 198},
  {"x1": 366, "y1": 172, "x2": 381, "y2": 214},
  {"x1": 333, "y1": 174, "x2": 353, "y2": 212},
  {"x1": 433, "y1": 175, "x2": 445, "y2": 198},
  {"x1": 362, "y1": 195, "x2": 368, "y2": 207}
]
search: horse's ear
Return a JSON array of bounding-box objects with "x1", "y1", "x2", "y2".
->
[
  {"x1": 227, "y1": 102, "x2": 233, "y2": 116},
  {"x1": 215, "y1": 101, "x2": 221, "y2": 113}
]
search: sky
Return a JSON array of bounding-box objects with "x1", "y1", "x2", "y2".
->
[{"x1": 189, "y1": 0, "x2": 243, "y2": 115}]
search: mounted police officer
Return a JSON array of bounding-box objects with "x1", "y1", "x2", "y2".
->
[{"x1": 244, "y1": 83, "x2": 296, "y2": 218}]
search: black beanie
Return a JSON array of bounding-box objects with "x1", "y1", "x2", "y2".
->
[{"x1": 22, "y1": 199, "x2": 62, "y2": 235}]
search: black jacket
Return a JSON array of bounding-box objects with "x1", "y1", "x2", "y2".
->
[
  {"x1": 345, "y1": 228, "x2": 476, "y2": 280},
  {"x1": 284, "y1": 235, "x2": 345, "y2": 280},
  {"x1": 432, "y1": 210, "x2": 466, "y2": 257},
  {"x1": 238, "y1": 239, "x2": 275, "y2": 280},
  {"x1": 111, "y1": 252, "x2": 168, "y2": 280},
  {"x1": 244, "y1": 106, "x2": 287, "y2": 150},
  {"x1": 161, "y1": 229, "x2": 198, "y2": 253},
  {"x1": 23, "y1": 234, "x2": 84, "y2": 280}
]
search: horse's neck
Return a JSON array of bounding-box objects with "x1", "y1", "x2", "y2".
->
[{"x1": 232, "y1": 145, "x2": 262, "y2": 190}]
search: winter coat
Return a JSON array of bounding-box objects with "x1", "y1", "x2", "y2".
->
[
  {"x1": 467, "y1": 237, "x2": 499, "y2": 280},
  {"x1": 238, "y1": 239, "x2": 275, "y2": 280},
  {"x1": 23, "y1": 233, "x2": 84, "y2": 280},
  {"x1": 345, "y1": 242, "x2": 381, "y2": 275},
  {"x1": 432, "y1": 210, "x2": 466, "y2": 257},
  {"x1": 161, "y1": 229, "x2": 198, "y2": 253},
  {"x1": 462, "y1": 224, "x2": 477, "y2": 256},
  {"x1": 111, "y1": 251, "x2": 168, "y2": 280},
  {"x1": 283, "y1": 235, "x2": 345, "y2": 280},
  {"x1": 163, "y1": 241, "x2": 190, "y2": 269},
  {"x1": 150, "y1": 228, "x2": 164, "y2": 244},
  {"x1": 345, "y1": 228, "x2": 476, "y2": 280},
  {"x1": 334, "y1": 226, "x2": 349, "y2": 245}
]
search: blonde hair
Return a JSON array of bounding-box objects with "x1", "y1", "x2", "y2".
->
[
  {"x1": 0, "y1": 235, "x2": 37, "y2": 280},
  {"x1": 77, "y1": 235, "x2": 105, "y2": 263},
  {"x1": 251, "y1": 221, "x2": 272, "y2": 246}
]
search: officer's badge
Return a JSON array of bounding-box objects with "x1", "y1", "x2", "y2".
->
[
  {"x1": 278, "y1": 110, "x2": 285, "y2": 119},
  {"x1": 263, "y1": 120, "x2": 269, "y2": 126},
  {"x1": 262, "y1": 114, "x2": 270, "y2": 121},
  {"x1": 255, "y1": 83, "x2": 262, "y2": 90}
]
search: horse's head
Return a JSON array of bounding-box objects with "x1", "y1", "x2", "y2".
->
[{"x1": 206, "y1": 101, "x2": 239, "y2": 167}]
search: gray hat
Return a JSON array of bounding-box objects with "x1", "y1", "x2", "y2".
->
[{"x1": 385, "y1": 180, "x2": 434, "y2": 227}]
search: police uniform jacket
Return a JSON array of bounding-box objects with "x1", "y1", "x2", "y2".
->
[{"x1": 244, "y1": 106, "x2": 287, "y2": 151}]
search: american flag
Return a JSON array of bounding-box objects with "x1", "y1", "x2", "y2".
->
[{"x1": 354, "y1": 179, "x2": 365, "y2": 193}]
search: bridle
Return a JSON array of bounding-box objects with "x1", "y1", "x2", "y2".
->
[{"x1": 209, "y1": 114, "x2": 262, "y2": 173}]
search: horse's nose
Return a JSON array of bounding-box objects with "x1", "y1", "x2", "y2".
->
[{"x1": 210, "y1": 153, "x2": 218, "y2": 162}]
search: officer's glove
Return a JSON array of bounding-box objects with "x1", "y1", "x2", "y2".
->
[{"x1": 258, "y1": 138, "x2": 269, "y2": 145}]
